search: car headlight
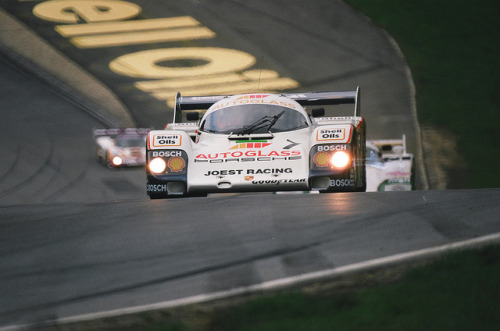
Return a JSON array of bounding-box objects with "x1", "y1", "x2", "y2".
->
[
  {"x1": 331, "y1": 151, "x2": 350, "y2": 168},
  {"x1": 149, "y1": 157, "x2": 167, "y2": 174},
  {"x1": 112, "y1": 156, "x2": 123, "y2": 166}
]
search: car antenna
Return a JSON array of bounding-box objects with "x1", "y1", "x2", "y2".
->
[{"x1": 257, "y1": 56, "x2": 264, "y2": 92}]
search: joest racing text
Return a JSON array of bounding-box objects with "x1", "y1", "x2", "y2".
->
[{"x1": 204, "y1": 168, "x2": 292, "y2": 176}]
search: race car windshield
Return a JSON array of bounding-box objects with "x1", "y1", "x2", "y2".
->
[
  {"x1": 200, "y1": 104, "x2": 309, "y2": 134},
  {"x1": 366, "y1": 147, "x2": 382, "y2": 165},
  {"x1": 116, "y1": 136, "x2": 145, "y2": 147}
]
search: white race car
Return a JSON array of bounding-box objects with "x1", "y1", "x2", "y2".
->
[
  {"x1": 93, "y1": 128, "x2": 149, "y2": 168},
  {"x1": 366, "y1": 136, "x2": 415, "y2": 191},
  {"x1": 146, "y1": 89, "x2": 366, "y2": 199}
]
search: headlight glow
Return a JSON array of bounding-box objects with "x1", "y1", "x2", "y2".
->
[
  {"x1": 112, "y1": 156, "x2": 123, "y2": 166},
  {"x1": 331, "y1": 151, "x2": 351, "y2": 168},
  {"x1": 149, "y1": 157, "x2": 167, "y2": 173}
]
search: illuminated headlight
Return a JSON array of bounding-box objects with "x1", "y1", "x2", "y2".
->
[
  {"x1": 331, "y1": 151, "x2": 351, "y2": 168},
  {"x1": 112, "y1": 156, "x2": 123, "y2": 166},
  {"x1": 149, "y1": 157, "x2": 167, "y2": 174}
]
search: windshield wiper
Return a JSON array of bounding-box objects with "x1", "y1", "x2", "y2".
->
[
  {"x1": 266, "y1": 110, "x2": 285, "y2": 131},
  {"x1": 236, "y1": 111, "x2": 285, "y2": 135}
]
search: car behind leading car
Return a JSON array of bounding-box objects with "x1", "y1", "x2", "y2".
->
[{"x1": 94, "y1": 128, "x2": 149, "y2": 168}]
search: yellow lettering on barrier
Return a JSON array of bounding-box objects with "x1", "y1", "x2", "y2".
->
[
  {"x1": 29, "y1": 0, "x2": 301, "y2": 108},
  {"x1": 33, "y1": 0, "x2": 141, "y2": 24},
  {"x1": 151, "y1": 78, "x2": 299, "y2": 99},
  {"x1": 69, "y1": 27, "x2": 215, "y2": 48},
  {"x1": 135, "y1": 73, "x2": 247, "y2": 91},
  {"x1": 135, "y1": 70, "x2": 280, "y2": 92},
  {"x1": 109, "y1": 47, "x2": 256, "y2": 79},
  {"x1": 133, "y1": 70, "x2": 299, "y2": 107},
  {"x1": 55, "y1": 16, "x2": 215, "y2": 48},
  {"x1": 56, "y1": 16, "x2": 202, "y2": 37}
]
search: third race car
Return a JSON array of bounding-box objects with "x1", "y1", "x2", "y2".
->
[{"x1": 366, "y1": 135, "x2": 415, "y2": 191}]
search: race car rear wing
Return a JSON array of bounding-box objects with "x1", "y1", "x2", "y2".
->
[
  {"x1": 370, "y1": 135, "x2": 408, "y2": 155},
  {"x1": 93, "y1": 128, "x2": 150, "y2": 138},
  {"x1": 173, "y1": 87, "x2": 360, "y2": 123}
]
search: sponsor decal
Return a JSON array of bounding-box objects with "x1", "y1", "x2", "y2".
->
[
  {"x1": 204, "y1": 169, "x2": 243, "y2": 176},
  {"x1": 236, "y1": 94, "x2": 269, "y2": 100},
  {"x1": 317, "y1": 144, "x2": 347, "y2": 152},
  {"x1": 386, "y1": 178, "x2": 411, "y2": 184},
  {"x1": 244, "y1": 176, "x2": 254, "y2": 181},
  {"x1": 247, "y1": 168, "x2": 292, "y2": 174},
  {"x1": 194, "y1": 156, "x2": 302, "y2": 163},
  {"x1": 195, "y1": 150, "x2": 301, "y2": 159},
  {"x1": 148, "y1": 150, "x2": 187, "y2": 174},
  {"x1": 252, "y1": 178, "x2": 306, "y2": 185},
  {"x1": 378, "y1": 178, "x2": 412, "y2": 191},
  {"x1": 151, "y1": 134, "x2": 181, "y2": 147},
  {"x1": 329, "y1": 179, "x2": 354, "y2": 187},
  {"x1": 316, "y1": 128, "x2": 346, "y2": 141},
  {"x1": 313, "y1": 151, "x2": 330, "y2": 167},
  {"x1": 387, "y1": 171, "x2": 411, "y2": 177},
  {"x1": 152, "y1": 150, "x2": 182, "y2": 157},
  {"x1": 283, "y1": 139, "x2": 300, "y2": 149},
  {"x1": 230, "y1": 140, "x2": 271, "y2": 149},
  {"x1": 204, "y1": 168, "x2": 292, "y2": 176},
  {"x1": 147, "y1": 184, "x2": 167, "y2": 192},
  {"x1": 167, "y1": 156, "x2": 185, "y2": 172}
]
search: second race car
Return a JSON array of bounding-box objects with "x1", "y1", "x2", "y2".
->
[
  {"x1": 146, "y1": 89, "x2": 366, "y2": 198},
  {"x1": 93, "y1": 128, "x2": 149, "y2": 168}
]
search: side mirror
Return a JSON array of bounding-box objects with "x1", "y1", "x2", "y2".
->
[
  {"x1": 311, "y1": 108, "x2": 325, "y2": 118},
  {"x1": 186, "y1": 112, "x2": 200, "y2": 121}
]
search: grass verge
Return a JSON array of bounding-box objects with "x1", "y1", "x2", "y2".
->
[
  {"x1": 52, "y1": 244, "x2": 500, "y2": 330},
  {"x1": 344, "y1": 0, "x2": 500, "y2": 188},
  {"x1": 174, "y1": 245, "x2": 500, "y2": 330}
]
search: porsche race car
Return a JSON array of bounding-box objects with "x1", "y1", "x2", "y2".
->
[
  {"x1": 146, "y1": 89, "x2": 366, "y2": 198},
  {"x1": 93, "y1": 128, "x2": 149, "y2": 168},
  {"x1": 366, "y1": 135, "x2": 415, "y2": 191}
]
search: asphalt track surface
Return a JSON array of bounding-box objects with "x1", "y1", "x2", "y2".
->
[
  {"x1": 1, "y1": 0, "x2": 499, "y2": 328},
  {"x1": 2, "y1": 189, "x2": 500, "y2": 328}
]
